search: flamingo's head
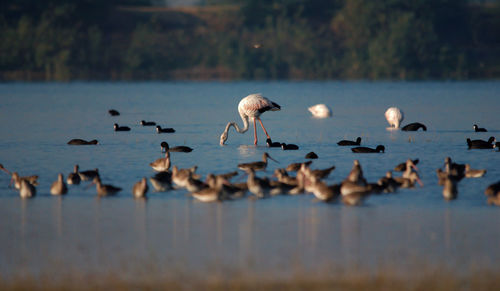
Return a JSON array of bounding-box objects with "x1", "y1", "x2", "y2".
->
[{"x1": 220, "y1": 132, "x2": 228, "y2": 145}]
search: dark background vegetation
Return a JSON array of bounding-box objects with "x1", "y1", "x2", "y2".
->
[{"x1": 1, "y1": 0, "x2": 499, "y2": 81}]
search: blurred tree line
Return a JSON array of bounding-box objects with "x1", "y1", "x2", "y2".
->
[{"x1": 1, "y1": 0, "x2": 499, "y2": 80}]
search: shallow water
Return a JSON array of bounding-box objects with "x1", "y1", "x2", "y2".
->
[{"x1": 0, "y1": 81, "x2": 499, "y2": 279}]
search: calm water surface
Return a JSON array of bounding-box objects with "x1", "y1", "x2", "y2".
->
[{"x1": 0, "y1": 81, "x2": 499, "y2": 279}]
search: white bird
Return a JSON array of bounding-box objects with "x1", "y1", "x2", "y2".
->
[
  {"x1": 220, "y1": 93, "x2": 281, "y2": 146},
  {"x1": 385, "y1": 107, "x2": 404, "y2": 129},
  {"x1": 308, "y1": 104, "x2": 332, "y2": 118}
]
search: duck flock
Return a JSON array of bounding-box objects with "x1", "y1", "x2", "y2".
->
[{"x1": 1, "y1": 95, "x2": 499, "y2": 207}]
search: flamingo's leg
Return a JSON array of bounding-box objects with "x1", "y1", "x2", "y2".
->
[
  {"x1": 257, "y1": 118, "x2": 271, "y2": 139},
  {"x1": 253, "y1": 118, "x2": 258, "y2": 145}
]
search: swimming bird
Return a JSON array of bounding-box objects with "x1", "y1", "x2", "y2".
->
[
  {"x1": 19, "y1": 179, "x2": 36, "y2": 198},
  {"x1": 394, "y1": 159, "x2": 419, "y2": 172},
  {"x1": 186, "y1": 172, "x2": 209, "y2": 193},
  {"x1": 345, "y1": 160, "x2": 367, "y2": 186},
  {"x1": 156, "y1": 126, "x2": 175, "y2": 133},
  {"x1": 385, "y1": 107, "x2": 404, "y2": 129},
  {"x1": 337, "y1": 137, "x2": 361, "y2": 146},
  {"x1": 191, "y1": 176, "x2": 226, "y2": 202},
  {"x1": 464, "y1": 164, "x2": 486, "y2": 178},
  {"x1": 466, "y1": 137, "x2": 495, "y2": 149},
  {"x1": 67, "y1": 165, "x2": 81, "y2": 185},
  {"x1": 11, "y1": 172, "x2": 39, "y2": 189},
  {"x1": 442, "y1": 175, "x2": 458, "y2": 201},
  {"x1": 207, "y1": 174, "x2": 246, "y2": 199},
  {"x1": 149, "y1": 151, "x2": 171, "y2": 172},
  {"x1": 436, "y1": 169, "x2": 447, "y2": 186},
  {"x1": 307, "y1": 174, "x2": 340, "y2": 202},
  {"x1": 305, "y1": 152, "x2": 318, "y2": 159},
  {"x1": 50, "y1": 173, "x2": 68, "y2": 195},
  {"x1": 140, "y1": 120, "x2": 156, "y2": 126},
  {"x1": 402, "y1": 159, "x2": 419, "y2": 179},
  {"x1": 401, "y1": 122, "x2": 427, "y2": 131},
  {"x1": 92, "y1": 177, "x2": 121, "y2": 197},
  {"x1": 108, "y1": 109, "x2": 120, "y2": 116},
  {"x1": 495, "y1": 142, "x2": 500, "y2": 150},
  {"x1": 160, "y1": 142, "x2": 192, "y2": 153},
  {"x1": 172, "y1": 165, "x2": 199, "y2": 188},
  {"x1": 67, "y1": 139, "x2": 98, "y2": 145},
  {"x1": 132, "y1": 178, "x2": 148, "y2": 198},
  {"x1": 149, "y1": 171, "x2": 173, "y2": 192},
  {"x1": 114, "y1": 123, "x2": 130, "y2": 131},
  {"x1": 220, "y1": 93, "x2": 280, "y2": 146},
  {"x1": 281, "y1": 143, "x2": 299, "y2": 150},
  {"x1": 78, "y1": 168, "x2": 99, "y2": 181},
  {"x1": 394, "y1": 171, "x2": 423, "y2": 188},
  {"x1": 238, "y1": 152, "x2": 278, "y2": 171},
  {"x1": 351, "y1": 145, "x2": 385, "y2": 153},
  {"x1": 473, "y1": 124, "x2": 487, "y2": 132},
  {"x1": 266, "y1": 138, "x2": 281, "y2": 147},
  {"x1": 308, "y1": 104, "x2": 332, "y2": 118},
  {"x1": 377, "y1": 171, "x2": 399, "y2": 193},
  {"x1": 485, "y1": 181, "x2": 500, "y2": 197},
  {"x1": 444, "y1": 157, "x2": 465, "y2": 181}
]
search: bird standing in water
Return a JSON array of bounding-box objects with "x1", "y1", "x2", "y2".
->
[{"x1": 220, "y1": 93, "x2": 281, "y2": 146}]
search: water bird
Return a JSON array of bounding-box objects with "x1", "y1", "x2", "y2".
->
[
  {"x1": 238, "y1": 152, "x2": 278, "y2": 171},
  {"x1": 160, "y1": 142, "x2": 192, "y2": 153},
  {"x1": 149, "y1": 151, "x2": 171, "y2": 172},
  {"x1": 149, "y1": 171, "x2": 173, "y2": 192},
  {"x1": 464, "y1": 164, "x2": 486, "y2": 178},
  {"x1": 495, "y1": 142, "x2": 500, "y2": 150},
  {"x1": 67, "y1": 165, "x2": 81, "y2": 185},
  {"x1": 191, "y1": 176, "x2": 226, "y2": 202},
  {"x1": 92, "y1": 177, "x2": 122, "y2": 197},
  {"x1": 108, "y1": 109, "x2": 120, "y2": 116},
  {"x1": 444, "y1": 157, "x2": 465, "y2": 181},
  {"x1": 466, "y1": 137, "x2": 495, "y2": 149},
  {"x1": 473, "y1": 124, "x2": 487, "y2": 132},
  {"x1": 401, "y1": 122, "x2": 427, "y2": 131},
  {"x1": 351, "y1": 145, "x2": 385, "y2": 153},
  {"x1": 11, "y1": 172, "x2": 39, "y2": 189},
  {"x1": 20, "y1": 179, "x2": 36, "y2": 198},
  {"x1": 186, "y1": 172, "x2": 209, "y2": 193},
  {"x1": 246, "y1": 168, "x2": 271, "y2": 198},
  {"x1": 394, "y1": 159, "x2": 419, "y2": 172},
  {"x1": 215, "y1": 171, "x2": 239, "y2": 180},
  {"x1": 402, "y1": 159, "x2": 419, "y2": 179},
  {"x1": 305, "y1": 152, "x2": 318, "y2": 159},
  {"x1": 308, "y1": 104, "x2": 332, "y2": 118},
  {"x1": 50, "y1": 173, "x2": 68, "y2": 195},
  {"x1": 67, "y1": 139, "x2": 98, "y2": 145},
  {"x1": 442, "y1": 175, "x2": 458, "y2": 201},
  {"x1": 385, "y1": 107, "x2": 404, "y2": 129},
  {"x1": 114, "y1": 123, "x2": 130, "y2": 131},
  {"x1": 281, "y1": 143, "x2": 299, "y2": 150},
  {"x1": 286, "y1": 161, "x2": 312, "y2": 172},
  {"x1": 78, "y1": 168, "x2": 99, "y2": 181},
  {"x1": 132, "y1": 178, "x2": 148, "y2": 198},
  {"x1": 485, "y1": 181, "x2": 500, "y2": 197},
  {"x1": 306, "y1": 174, "x2": 340, "y2": 202},
  {"x1": 337, "y1": 137, "x2": 361, "y2": 146},
  {"x1": 140, "y1": 120, "x2": 156, "y2": 126},
  {"x1": 377, "y1": 171, "x2": 399, "y2": 193},
  {"x1": 273, "y1": 168, "x2": 299, "y2": 186},
  {"x1": 394, "y1": 171, "x2": 423, "y2": 188},
  {"x1": 345, "y1": 160, "x2": 367, "y2": 186},
  {"x1": 266, "y1": 138, "x2": 281, "y2": 147},
  {"x1": 220, "y1": 93, "x2": 280, "y2": 146},
  {"x1": 156, "y1": 126, "x2": 175, "y2": 133},
  {"x1": 172, "y1": 165, "x2": 199, "y2": 188}
]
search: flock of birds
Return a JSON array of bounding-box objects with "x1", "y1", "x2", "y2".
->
[{"x1": 2, "y1": 93, "x2": 500, "y2": 206}]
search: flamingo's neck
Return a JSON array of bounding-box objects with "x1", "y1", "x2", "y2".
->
[{"x1": 223, "y1": 114, "x2": 249, "y2": 141}]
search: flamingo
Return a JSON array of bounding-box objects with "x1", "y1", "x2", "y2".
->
[
  {"x1": 220, "y1": 93, "x2": 281, "y2": 145},
  {"x1": 385, "y1": 107, "x2": 404, "y2": 129},
  {"x1": 308, "y1": 104, "x2": 332, "y2": 118}
]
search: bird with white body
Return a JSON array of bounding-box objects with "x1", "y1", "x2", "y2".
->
[
  {"x1": 220, "y1": 94, "x2": 280, "y2": 146},
  {"x1": 308, "y1": 104, "x2": 332, "y2": 118},
  {"x1": 385, "y1": 107, "x2": 404, "y2": 129}
]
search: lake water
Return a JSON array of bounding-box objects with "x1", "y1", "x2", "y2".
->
[{"x1": 0, "y1": 81, "x2": 499, "y2": 280}]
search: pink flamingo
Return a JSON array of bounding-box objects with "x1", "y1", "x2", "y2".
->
[{"x1": 220, "y1": 93, "x2": 281, "y2": 145}]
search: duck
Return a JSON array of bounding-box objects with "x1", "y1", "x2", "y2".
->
[
  {"x1": 140, "y1": 120, "x2": 156, "y2": 126},
  {"x1": 149, "y1": 151, "x2": 171, "y2": 172},
  {"x1": 160, "y1": 142, "x2": 193, "y2": 153},
  {"x1": 281, "y1": 143, "x2": 299, "y2": 150},
  {"x1": 149, "y1": 171, "x2": 173, "y2": 192},
  {"x1": 50, "y1": 173, "x2": 68, "y2": 195},
  {"x1": 19, "y1": 179, "x2": 36, "y2": 199},
  {"x1": 132, "y1": 178, "x2": 148, "y2": 198},
  {"x1": 464, "y1": 164, "x2": 486, "y2": 178},
  {"x1": 156, "y1": 126, "x2": 175, "y2": 133},
  {"x1": 308, "y1": 104, "x2": 332, "y2": 118},
  {"x1": 78, "y1": 168, "x2": 99, "y2": 181},
  {"x1": 266, "y1": 138, "x2": 281, "y2": 147},
  {"x1": 67, "y1": 139, "x2": 98, "y2": 145},
  {"x1": 337, "y1": 137, "x2": 361, "y2": 146},
  {"x1": 466, "y1": 137, "x2": 495, "y2": 149},
  {"x1": 67, "y1": 165, "x2": 81, "y2": 185},
  {"x1": 238, "y1": 152, "x2": 278, "y2": 171},
  {"x1": 401, "y1": 122, "x2": 427, "y2": 131},
  {"x1": 473, "y1": 124, "x2": 487, "y2": 132},
  {"x1": 305, "y1": 152, "x2": 318, "y2": 159},
  {"x1": 114, "y1": 123, "x2": 130, "y2": 131},
  {"x1": 93, "y1": 177, "x2": 122, "y2": 197},
  {"x1": 108, "y1": 109, "x2": 120, "y2": 116},
  {"x1": 351, "y1": 145, "x2": 385, "y2": 153},
  {"x1": 394, "y1": 159, "x2": 419, "y2": 172}
]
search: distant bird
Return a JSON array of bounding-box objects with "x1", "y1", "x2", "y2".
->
[
  {"x1": 114, "y1": 123, "x2": 130, "y2": 131},
  {"x1": 394, "y1": 159, "x2": 419, "y2": 172},
  {"x1": 172, "y1": 165, "x2": 199, "y2": 188},
  {"x1": 238, "y1": 152, "x2": 278, "y2": 171},
  {"x1": 78, "y1": 168, "x2": 99, "y2": 181},
  {"x1": 377, "y1": 171, "x2": 399, "y2": 193},
  {"x1": 132, "y1": 178, "x2": 148, "y2": 198},
  {"x1": 337, "y1": 137, "x2": 361, "y2": 146},
  {"x1": 160, "y1": 142, "x2": 192, "y2": 153},
  {"x1": 307, "y1": 175, "x2": 340, "y2": 202},
  {"x1": 19, "y1": 179, "x2": 36, "y2": 199},
  {"x1": 149, "y1": 171, "x2": 173, "y2": 192},
  {"x1": 485, "y1": 181, "x2": 500, "y2": 197},
  {"x1": 466, "y1": 137, "x2": 495, "y2": 149},
  {"x1": 67, "y1": 139, "x2": 98, "y2": 145},
  {"x1": 67, "y1": 165, "x2": 81, "y2": 185},
  {"x1": 401, "y1": 122, "x2": 427, "y2": 131},
  {"x1": 266, "y1": 138, "x2": 281, "y2": 147},
  {"x1": 385, "y1": 107, "x2": 404, "y2": 129},
  {"x1": 464, "y1": 164, "x2": 486, "y2": 178},
  {"x1": 50, "y1": 173, "x2": 68, "y2": 195},
  {"x1": 246, "y1": 168, "x2": 271, "y2": 198},
  {"x1": 308, "y1": 104, "x2": 332, "y2": 118},
  {"x1": 352, "y1": 145, "x2": 385, "y2": 153},
  {"x1": 442, "y1": 175, "x2": 458, "y2": 201},
  {"x1": 305, "y1": 152, "x2": 318, "y2": 159},
  {"x1": 191, "y1": 175, "x2": 226, "y2": 202},
  {"x1": 93, "y1": 177, "x2": 121, "y2": 197},
  {"x1": 473, "y1": 124, "x2": 487, "y2": 132},
  {"x1": 220, "y1": 93, "x2": 280, "y2": 146},
  {"x1": 495, "y1": 142, "x2": 500, "y2": 150},
  {"x1": 286, "y1": 161, "x2": 312, "y2": 172},
  {"x1": 281, "y1": 143, "x2": 299, "y2": 150},
  {"x1": 11, "y1": 172, "x2": 38, "y2": 190},
  {"x1": 149, "y1": 151, "x2": 171, "y2": 172},
  {"x1": 108, "y1": 109, "x2": 120, "y2": 116},
  {"x1": 156, "y1": 126, "x2": 175, "y2": 133},
  {"x1": 444, "y1": 157, "x2": 465, "y2": 181},
  {"x1": 140, "y1": 120, "x2": 156, "y2": 126}
]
